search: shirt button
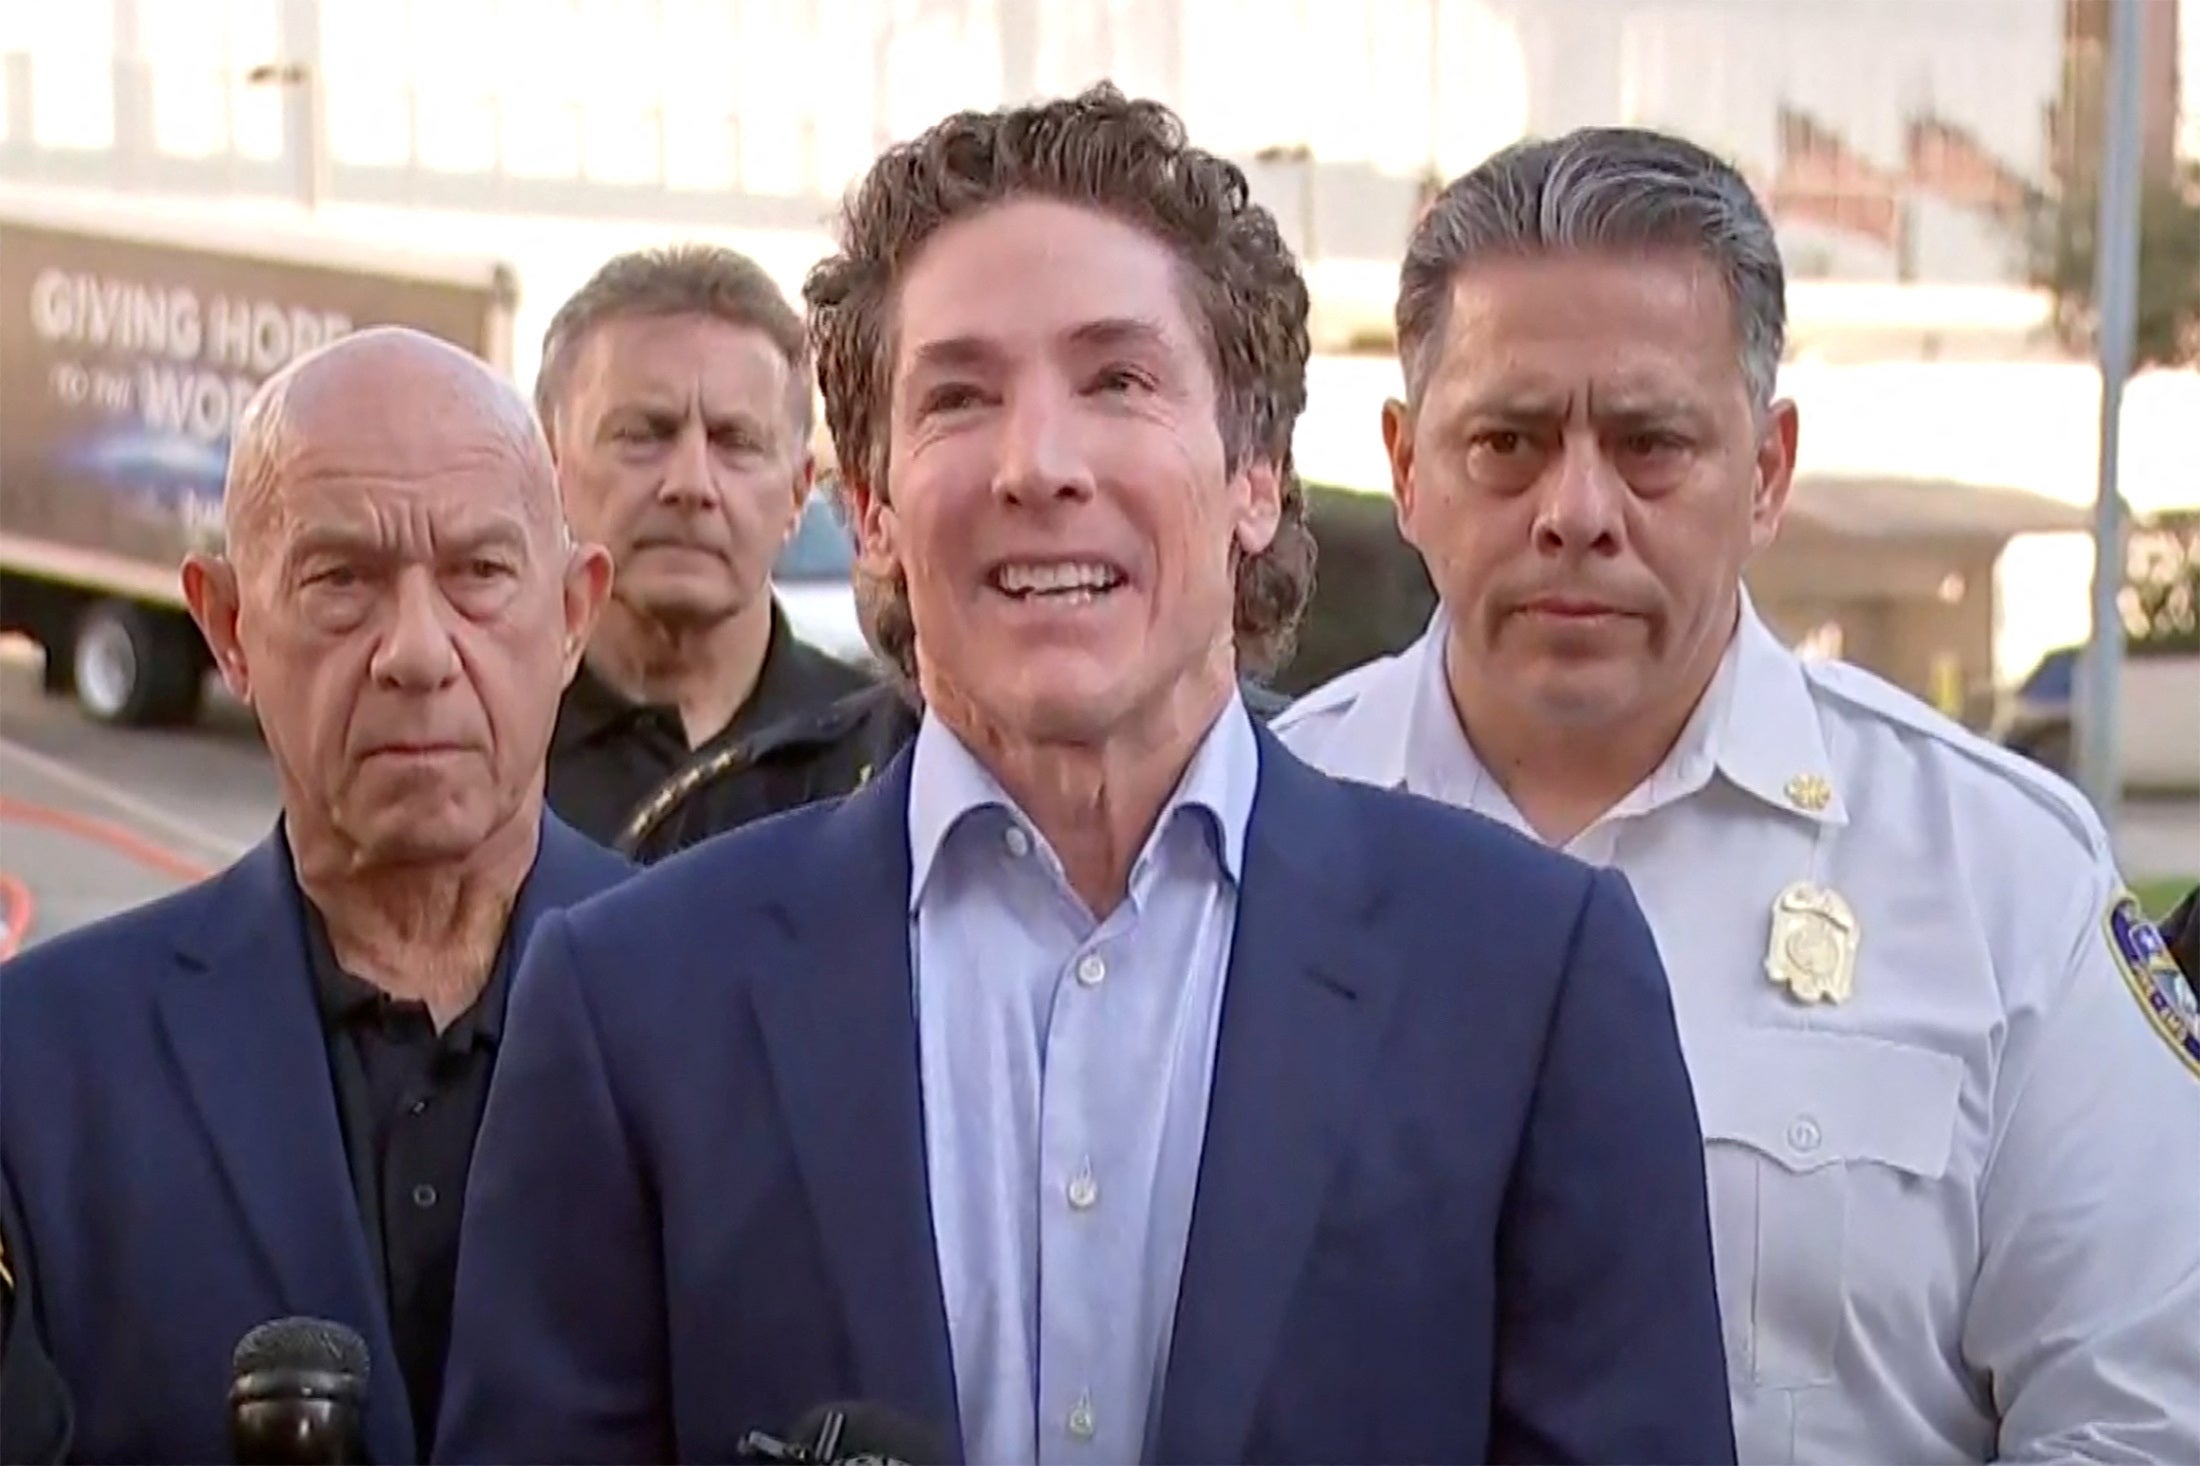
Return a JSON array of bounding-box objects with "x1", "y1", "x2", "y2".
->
[
  {"x1": 411, "y1": 1183, "x2": 439, "y2": 1209},
  {"x1": 1066, "y1": 1396, "x2": 1096, "y2": 1440},
  {"x1": 407, "y1": 1098, "x2": 429, "y2": 1116},
  {"x1": 1075, "y1": 953, "x2": 1106, "y2": 987},
  {"x1": 1786, "y1": 1116, "x2": 1823, "y2": 1154},
  {"x1": 1067, "y1": 1171, "x2": 1099, "y2": 1211},
  {"x1": 1003, "y1": 826, "x2": 1032, "y2": 858}
]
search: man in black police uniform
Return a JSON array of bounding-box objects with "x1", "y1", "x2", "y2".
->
[
  {"x1": 617, "y1": 677, "x2": 917, "y2": 859},
  {"x1": 539, "y1": 246, "x2": 872, "y2": 844}
]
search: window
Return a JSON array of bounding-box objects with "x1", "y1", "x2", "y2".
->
[
  {"x1": 142, "y1": 0, "x2": 281, "y2": 159},
  {"x1": 733, "y1": 0, "x2": 823, "y2": 194},
  {"x1": 20, "y1": 5, "x2": 114, "y2": 150},
  {"x1": 501, "y1": 95, "x2": 585, "y2": 178},
  {"x1": 808, "y1": 0, "x2": 889, "y2": 191},
  {"x1": 662, "y1": 0, "x2": 740, "y2": 190},
  {"x1": 322, "y1": 0, "x2": 417, "y2": 166},
  {"x1": 575, "y1": 0, "x2": 664, "y2": 184},
  {"x1": 414, "y1": 89, "x2": 499, "y2": 173},
  {"x1": 410, "y1": 0, "x2": 501, "y2": 173},
  {"x1": 226, "y1": 0, "x2": 284, "y2": 161}
]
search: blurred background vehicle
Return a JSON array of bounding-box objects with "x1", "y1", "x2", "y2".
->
[
  {"x1": 773, "y1": 490, "x2": 869, "y2": 671},
  {"x1": 1997, "y1": 642, "x2": 2200, "y2": 792},
  {"x1": 0, "y1": 189, "x2": 518, "y2": 727}
]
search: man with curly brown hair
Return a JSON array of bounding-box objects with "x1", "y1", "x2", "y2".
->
[{"x1": 436, "y1": 86, "x2": 1735, "y2": 1466}]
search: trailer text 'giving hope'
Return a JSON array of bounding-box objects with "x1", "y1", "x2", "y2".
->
[{"x1": 28, "y1": 268, "x2": 353, "y2": 443}]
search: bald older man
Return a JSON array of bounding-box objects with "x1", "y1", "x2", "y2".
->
[{"x1": 0, "y1": 327, "x2": 630, "y2": 1464}]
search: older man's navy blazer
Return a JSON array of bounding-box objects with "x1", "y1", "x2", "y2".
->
[
  {"x1": 437, "y1": 728, "x2": 1736, "y2": 1465},
  {"x1": 0, "y1": 815, "x2": 631, "y2": 1465}
]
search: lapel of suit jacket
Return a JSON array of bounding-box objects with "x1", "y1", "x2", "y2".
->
[
  {"x1": 1154, "y1": 729, "x2": 1400, "y2": 1465},
  {"x1": 158, "y1": 833, "x2": 409, "y2": 1463},
  {"x1": 521, "y1": 813, "x2": 631, "y2": 926},
  {"x1": 746, "y1": 752, "x2": 966, "y2": 1462}
]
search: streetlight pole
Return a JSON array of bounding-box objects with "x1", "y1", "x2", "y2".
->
[{"x1": 2078, "y1": 0, "x2": 2145, "y2": 842}]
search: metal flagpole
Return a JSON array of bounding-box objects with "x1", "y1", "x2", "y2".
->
[{"x1": 2078, "y1": 0, "x2": 2146, "y2": 846}]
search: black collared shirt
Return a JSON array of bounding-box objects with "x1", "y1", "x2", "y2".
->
[
  {"x1": 545, "y1": 601, "x2": 873, "y2": 846},
  {"x1": 303, "y1": 903, "x2": 514, "y2": 1456}
]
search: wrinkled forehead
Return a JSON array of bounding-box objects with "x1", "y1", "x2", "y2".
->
[{"x1": 248, "y1": 433, "x2": 555, "y2": 567}]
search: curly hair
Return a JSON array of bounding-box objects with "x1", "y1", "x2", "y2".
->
[{"x1": 804, "y1": 83, "x2": 1316, "y2": 681}]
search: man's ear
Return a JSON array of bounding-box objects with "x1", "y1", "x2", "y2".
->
[
  {"x1": 1749, "y1": 398, "x2": 1801, "y2": 554},
  {"x1": 783, "y1": 450, "x2": 818, "y2": 545},
  {"x1": 181, "y1": 553, "x2": 251, "y2": 703},
  {"x1": 559, "y1": 540, "x2": 615, "y2": 683},
  {"x1": 1233, "y1": 457, "x2": 1282, "y2": 556},
  {"x1": 1382, "y1": 397, "x2": 1417, "y2": 545},
  {"x1": 846, "y1": 471, "x2": 900, "y2": 581}
]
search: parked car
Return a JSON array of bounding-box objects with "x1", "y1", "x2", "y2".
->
[
  {"x1": 773, "y1": 491, "x2": 870, "y2": 670},
  {"x1": 1997, "y1": 647, "x2": 2079, "y2": 773},
  {"x1": 1995, "y1": 643, "x2": 2200, "y2": 794}
]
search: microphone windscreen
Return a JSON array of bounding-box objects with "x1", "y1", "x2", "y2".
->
[
  {"x1": 790, "y1": 1400, "x2": 948, "y2": 1465},
  {"x1": 231, "y1": 1317, "x2": 371, "y2": 1384}
]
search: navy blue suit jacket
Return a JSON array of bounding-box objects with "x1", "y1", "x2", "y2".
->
[
  {"x1": 438, "y1": 730, "x2": 1736, "y2": 1464},
  {"x1": 0, "y1": 815, "x2": 631, "y2": 1465}
]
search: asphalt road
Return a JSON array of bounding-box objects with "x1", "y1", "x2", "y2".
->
[
  {"x1": 0, "y1": 637, "x2": 2193, "y2": 955},
  {"x1": 0, "y1": 643, "x2": 275, "y2": 951}
]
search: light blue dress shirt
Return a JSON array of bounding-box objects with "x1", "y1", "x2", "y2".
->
[{"x1": 908, "y1": 697, "x2": 1259, "y2": 1466}]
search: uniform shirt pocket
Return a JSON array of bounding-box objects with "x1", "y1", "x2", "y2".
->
[{"x1": 1692, "y1": 1028, "x2": 1963, "y2": 1390}]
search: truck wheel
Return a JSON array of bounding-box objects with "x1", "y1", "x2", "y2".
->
[{"x1": 71, "y1": 601, "x2": 205, "y2": 727}]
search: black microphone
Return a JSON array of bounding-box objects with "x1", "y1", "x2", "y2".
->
[
  {"x1": 735, "y1": 1400, "x2": 946, "y2": 1466},
  {"x1": 227, "y1": 1317, "x2": 369, "y2": 1465}
]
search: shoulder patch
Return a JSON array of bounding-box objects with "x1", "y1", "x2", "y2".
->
[{"x1": 2107, "y1": 890, "x2": 2200, "y2": 1079}]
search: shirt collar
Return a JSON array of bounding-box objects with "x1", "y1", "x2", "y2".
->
[
  {"x1": 1344, "y1": 587, "x2": 1848, "y2": 828},
  {"x1": 552, "y1": 657, "x2": 659, "y2": 754},
  {"x1": 1709, "y1": 590, "x2": 1850, "y2": 826},
  {"x1": 906, "y1": 693, "x2": 1261, "y2": 913},
  {"x1": 288, "y1": 829, "x2": 521, "y2": 1049},
  {"x1": 553, "y1": 598, "x2": 811, "y2": 755}
]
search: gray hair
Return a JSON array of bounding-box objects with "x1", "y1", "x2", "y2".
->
[
  {"x1": 534, "y1": 244, "x2": 813, "y2": 446},
  {"x1": 1398, "y1": 127, "x2": 1786, "y2": 410}
]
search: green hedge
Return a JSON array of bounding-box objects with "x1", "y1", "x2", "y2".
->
[{"x1": 1270, "y1": 481, "x2": 1437, "y2": 697}]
